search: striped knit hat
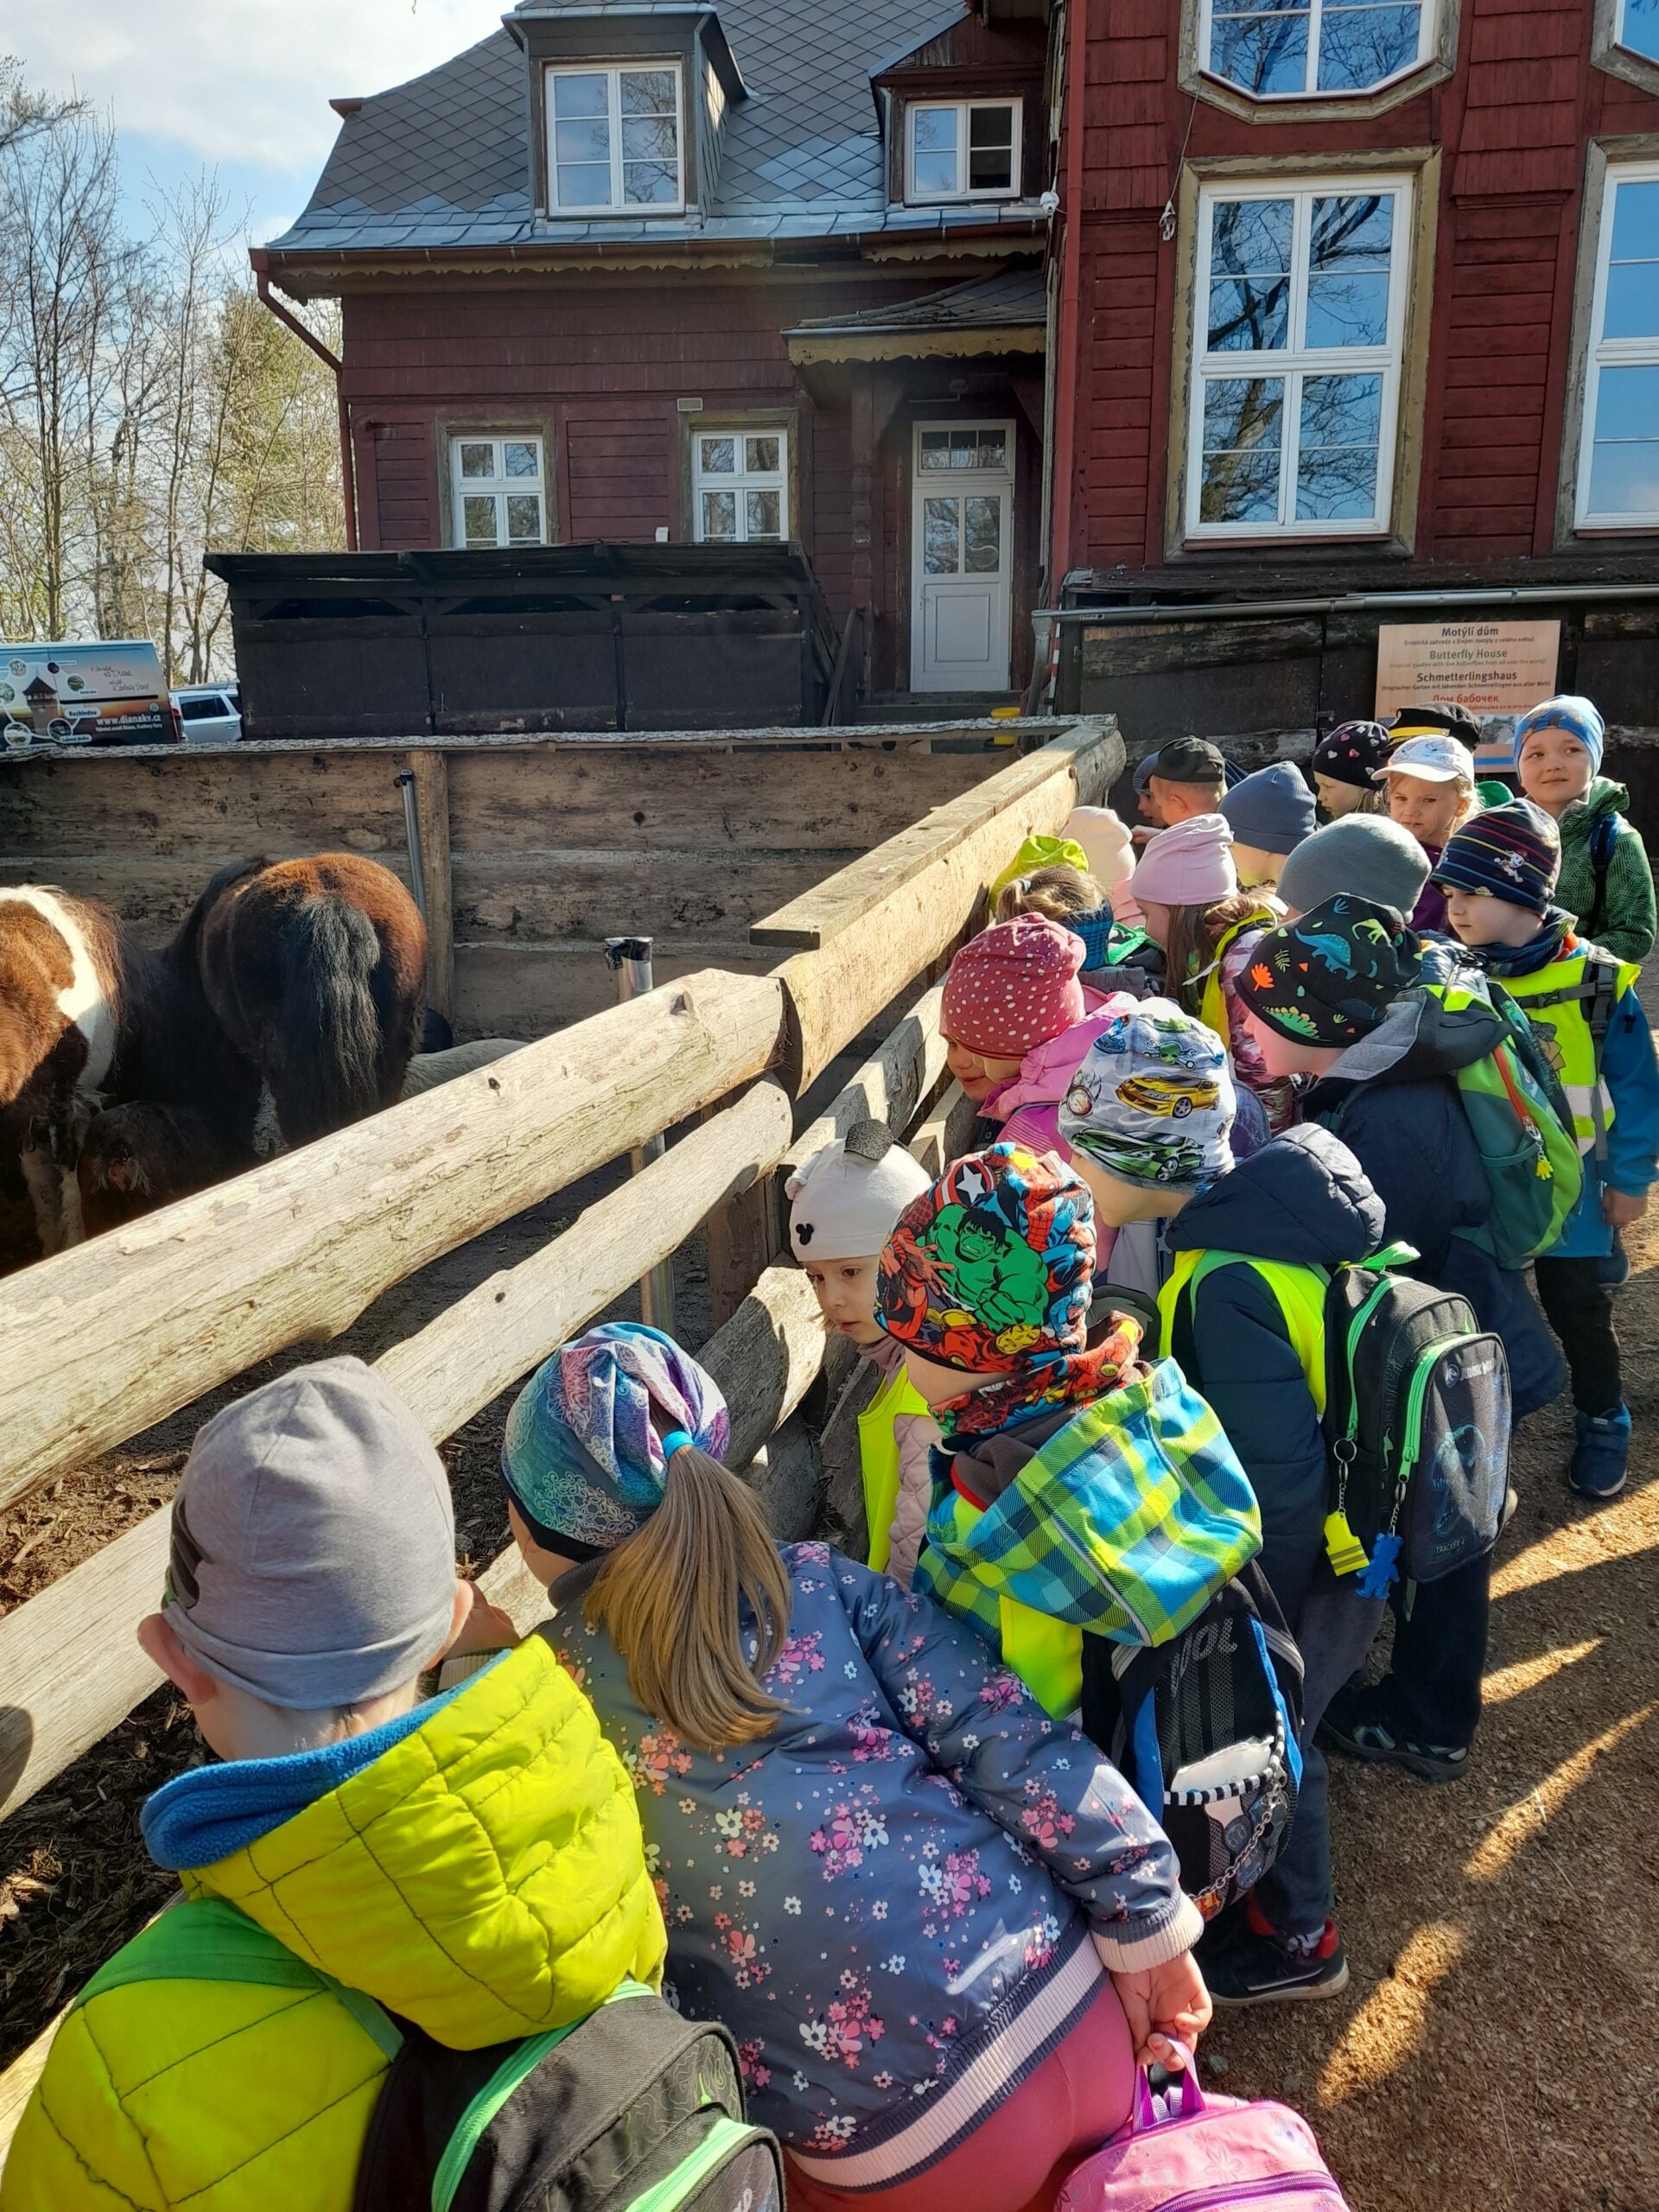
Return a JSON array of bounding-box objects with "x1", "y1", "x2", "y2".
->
[{"x1": 1430, "y1": 798, "x2": 1561, "y2": 914}]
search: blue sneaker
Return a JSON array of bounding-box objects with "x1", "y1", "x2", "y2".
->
[
  {"x1": 1599, "y1": 1230, "x2": 1630, "y2": 1289},
  {"x1": 1569, "y1": 1404, "x2": 1630, "y2": 1500}
]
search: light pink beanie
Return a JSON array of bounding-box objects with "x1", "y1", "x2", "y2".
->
[
  {"x1": 1131, "y1": 813, "x2": 1237, "y2": 907},
  {"x1": 1063, "y1": 806, "x2": 1135, "y2": 893}
]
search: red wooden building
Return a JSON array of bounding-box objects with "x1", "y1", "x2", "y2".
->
[
  {"x1": 264, "y1": 0, "x2": 1659, "y2": 733},
  {"x1": 1048, "y1": 0, "x2": 1659, "y2": 735},
  {"x1": 258, "y1": 0, "x2": 1053, "y2": 706}
]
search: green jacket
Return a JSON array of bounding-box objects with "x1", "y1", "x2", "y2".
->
[
  {"x1": 1556, "y1": 779, "x2": 1656, "y2": 964},
  {"x1": 1, "y1": 1637, "x2": 664, "y2": 2212}
]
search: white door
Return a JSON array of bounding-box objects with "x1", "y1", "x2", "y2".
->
[{"x1": 911, "y1": 421, "x2": 1014, "y2": 691}]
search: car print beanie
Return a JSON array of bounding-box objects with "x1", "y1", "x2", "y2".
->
[
  {"x1": 1232, "y1": 894, "x2": 1420, "y2": 1048},
  {"x1": 1057, "y1": 1000, "x2": 1236, "y2": 1193},
  {"x1": 941, "y1": 913, "x2": 1086, "y2": 1056},
  {"x1": 876, "y1": 1142, "x2": 1141, "y2": 1439}
]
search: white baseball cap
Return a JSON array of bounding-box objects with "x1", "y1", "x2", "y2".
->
[{"x1": 1375, "y1": 734, "x2": 1476, "y2": 785}]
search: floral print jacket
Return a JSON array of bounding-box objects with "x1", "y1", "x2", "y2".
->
[{"x1": 547, "y1": 1545, "x2": 1201, "y2": 2183}]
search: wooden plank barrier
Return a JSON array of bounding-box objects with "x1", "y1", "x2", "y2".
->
[
  {"x1": 766, "y1": 718, "x2": 1119, "y2": 1090},
  {"x1": 0, "y1": 970, "x2": 785, "y2": 1515},
  {"x1": 0, "y1": 721, "x2": 1122, "y2": 2159}
]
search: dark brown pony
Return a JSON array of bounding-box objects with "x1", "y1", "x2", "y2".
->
[
  {"x1": 192, "y1": 854, "x2": 427, "y2": 1148},
  {"x1": 0, "y1": 887, "x2": 125, "y2": 1267}
]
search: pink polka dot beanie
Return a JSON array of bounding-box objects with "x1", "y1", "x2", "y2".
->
[{"x1": 941, "y1": 914, "x2": 1086, "y2": 1057}]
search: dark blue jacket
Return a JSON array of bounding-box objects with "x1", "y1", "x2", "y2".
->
[
  {"x1": 1163, "y1": 1126, "x2": 1383, "y2": 1619},
  {"x1": 1303, "y1": 993, "x2": 1565, "y2": 1419}
]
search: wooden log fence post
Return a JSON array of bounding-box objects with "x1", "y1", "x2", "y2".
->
[{"x1": 404, "y1": 747, "x2": 454, "y2": 1023}]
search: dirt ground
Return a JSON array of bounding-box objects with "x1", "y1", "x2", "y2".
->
[{"x1": 3, "y1": 1168, "x2": 1657, "y2": 2209}]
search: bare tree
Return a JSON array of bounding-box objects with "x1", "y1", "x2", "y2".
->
[{"x1": 0, "y1": 63, "x2": 343, "y2": 671}]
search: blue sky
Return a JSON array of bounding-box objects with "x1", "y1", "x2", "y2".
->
[{"x1": 5, "y1": 0, "x2": 507, "y2": 247}]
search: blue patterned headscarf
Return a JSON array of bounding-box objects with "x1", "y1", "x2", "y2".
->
[{"x1": 501, "y1": 1322, "x2": 729, "y2": 1554}]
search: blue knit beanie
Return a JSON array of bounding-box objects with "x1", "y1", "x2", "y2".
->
[
  {"x1": 1513, "y1": 695, "x2": 1604, "y2": 775},
  {"x1": 501, "y1": 1322, "x2": 729, "y2": 1554},
  {"x1": 1219, "y1": 762, "x2": 1318, "y2": 856}
]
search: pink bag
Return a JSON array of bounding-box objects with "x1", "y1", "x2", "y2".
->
[{"x1": 1056, "y1": 2060, "x2": 1351, "y2": 2212}]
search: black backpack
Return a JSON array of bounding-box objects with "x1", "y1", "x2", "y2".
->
[
  {"x1": 1321, "y1": 1252, "x2": 1512, "y2": 1594},
  {"x1": 1080, "y1": 1563, "x2": 1305, "y2": 1922},
  {"x1": 353, "y1": 1979, "x2": 783, "y2": 2212}
]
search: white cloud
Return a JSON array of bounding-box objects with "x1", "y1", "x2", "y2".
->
[{"x1": 6, "y1": 0, "x2": 508, "y2": 169}]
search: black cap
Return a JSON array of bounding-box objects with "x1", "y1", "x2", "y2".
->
[
  {"x1": 1151, "y1": 736, "x2": 1227, "y2": 785},
  {"x1": 1387, "y1": 701, "x2": 1481, "y2": 745}
]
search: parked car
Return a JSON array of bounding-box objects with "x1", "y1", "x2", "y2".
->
[
  {"x1": 173, "y1": 684, "x2": 243, "y2": 744},
  {"x1": 1, "y1": 641, "x2": 181, "y2": 747}
]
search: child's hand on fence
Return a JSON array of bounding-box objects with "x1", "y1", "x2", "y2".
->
[
  {"x1": 446, "y1": 1580, "x2": 522, "y2": 1659},
  {"x1": 1604, "y1": 1188, "x2": 1649, "y2": 1229},
  {"x1": 1099, "y1": 1943, "x2": 1212, "y2": 2070}
]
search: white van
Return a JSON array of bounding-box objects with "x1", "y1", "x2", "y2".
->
[{"x1": 0, "y1": 640, "x2": 181, "y2": 747}]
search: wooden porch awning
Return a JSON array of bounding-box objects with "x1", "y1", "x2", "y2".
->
[{"x1": 785, "y1": 264, "x2": 1046, "y2": 366}]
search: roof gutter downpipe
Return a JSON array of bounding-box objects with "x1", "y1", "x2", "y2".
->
[
  {"x1": 1048, "y1": 0, "x2": 1086, "y2": 588},
  {"x1": 250, "y1": 248, "x2": 359, "y2": 552}
]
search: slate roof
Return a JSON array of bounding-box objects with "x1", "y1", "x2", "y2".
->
[
  {"x1": 266, "y1": 0, "x2": 1044, "y2": 257},
  {"x1": 786, "y1": 263, "x2": 1043, "y2": 335}
]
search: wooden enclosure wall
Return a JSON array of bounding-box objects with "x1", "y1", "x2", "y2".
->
[{"x1": 0, "y1": 729, "x2": 1033, "y2": 1039}]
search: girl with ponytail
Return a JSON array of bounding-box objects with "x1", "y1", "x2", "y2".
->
[{"x1": 501, "y1": 1323, "x2": 1209, "y2": 2212}]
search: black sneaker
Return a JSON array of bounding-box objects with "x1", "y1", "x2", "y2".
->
[
  {"x1": 1205, "y1": 1915, "x2": 1349, "y2": 2008},
  {"x1": 1318, "y1": 1685, "x2": 1471, "y2": 1783}
]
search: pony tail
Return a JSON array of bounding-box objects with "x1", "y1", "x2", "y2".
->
[
  {"x1": 282, "y1": 896, "x2": 384, "y2": 1141},
  {"x1": 587, "y1": 1445, "x2": 793, "y2": 1752}
]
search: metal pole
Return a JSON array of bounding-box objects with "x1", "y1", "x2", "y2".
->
[
  {"x1": 397, "y1": 771, "x2": 428, "y2": 923},
  {"x1": 604, "y1": 935, "x2": 676, "y2": 1332}
]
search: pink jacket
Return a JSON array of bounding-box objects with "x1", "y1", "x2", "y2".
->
[{"x1": 983, "y1": 993, "x2": 1135, "y2": 1161}]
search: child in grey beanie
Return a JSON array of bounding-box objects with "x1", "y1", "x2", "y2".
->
[
  {"x1": 1276, "y1": 813, "x2": 1431, "y2": 920},
  {"x1": 1218, "y1": 763, "x2": 1318, "y2": 893}
]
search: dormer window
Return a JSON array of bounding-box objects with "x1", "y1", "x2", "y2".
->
[
  {"x1": 906, "y1": 99, "x2": 1021, "y2": 205},
  {"x1": 1201, "y1": 0, "x2": 1433, "y2": 99},
  {"x1": 546, "y1": 64, "x2": 683, "y2": 213}
]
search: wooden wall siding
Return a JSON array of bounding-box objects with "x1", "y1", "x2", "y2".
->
[
  {"x1": 1071, "y1": 0, "x2": 1659, "y2": 577},
  {"x1": 0, "y1": 740, "x2": 1001, "y2": 1039},
  {"x1": 338, "y1": 274, "x2": 1045, "y2": 687}
]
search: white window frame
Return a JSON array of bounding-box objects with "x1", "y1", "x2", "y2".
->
[
  {"x1": 1185, "y1": 174, "x2": 1411, "y2": 541},
  {"x1": 1617, "y1": 0, "x2": 1659, "y2": 59},
  {"x1": 904, "y1": 97, "x2": 1023, "y2": 206},
  {"x1": 544, "y1": 62, "x2": 685, "y2": 217},
  {"x1": 1198, "y1": 0, "x2": 1434, "y2": 101},
  {"x1": 1575, "y1": 158, "x2": 1659, "y2": 530},
  {"x1": 692, "y1": 426, "x2": 791, "y2": 544},
  {"x1": 448, "y1": 435, "x2": 549, "y2": 550}
]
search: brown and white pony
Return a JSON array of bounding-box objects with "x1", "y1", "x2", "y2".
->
[
  {"x1": 191, "y1": 854, "x2": 427, "y2": 1149},
  {"x1": 0, "y1": 887, "x2": 124, "y2": 1264}
]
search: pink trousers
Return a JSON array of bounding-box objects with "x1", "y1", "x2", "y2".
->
[{"x1": 785, "y1": 1983, "x2": 1135, "y2": 2212}]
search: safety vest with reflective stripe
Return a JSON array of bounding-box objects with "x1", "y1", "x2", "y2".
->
[
  {"x1": 855, "y1": 1363, "x2": 931, "y2": 1576},
  {"x1": 938, "y1": 1490, "x2": 1084, "y2": 1720},
  {"x1": 1190, "y1": 908, "x2": 1278, "y2": 1043},
  {"x1": 1157, "y1": 1248, "x2": 1329, "y2": 1418},
  {"x1": 1503, "y1": 948, "x2": 1637, "y2": 1155}
]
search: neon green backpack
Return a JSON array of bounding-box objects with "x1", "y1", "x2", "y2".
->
[{"x1": 1414, "y1": 949, "x2": 1583, "y2": 1267}]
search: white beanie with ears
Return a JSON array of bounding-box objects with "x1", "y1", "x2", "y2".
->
[{"x1": 786, "y1": 1119, "x2": 931, "y2": 1263}]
